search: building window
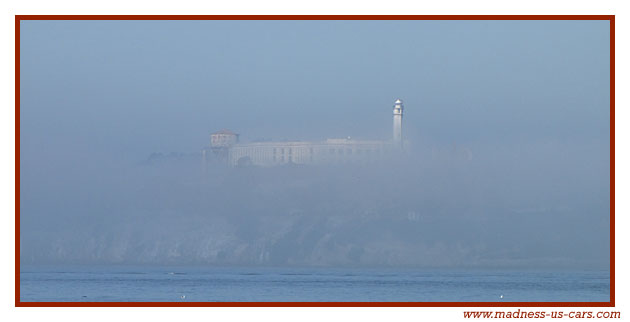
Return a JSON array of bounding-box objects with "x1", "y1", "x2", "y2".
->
[
  {"x1": 289, "y1": 148, "x2": 292, "y2": 155},
  {"x1": 347, "y1": 149, "x2": 352, "y2": 154},
  {"x1": 329, "y1": 148, "x2": 335, "y2": 154},
  {"x1": 338, "y1": 149, "x2": 343, "y2": 155}
]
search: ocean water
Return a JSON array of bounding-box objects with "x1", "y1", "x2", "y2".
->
[{"x1": 19, "y1": 266, "x2": 610, "y2": 302}]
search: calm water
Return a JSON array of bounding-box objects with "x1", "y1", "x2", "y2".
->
[{"x1": 20, "y1": 266, "x2": 610, "y2": 302}]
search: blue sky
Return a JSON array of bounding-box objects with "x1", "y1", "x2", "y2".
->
[{"x1": 20, "y1": 20, "x2": 609, "y2": 157}]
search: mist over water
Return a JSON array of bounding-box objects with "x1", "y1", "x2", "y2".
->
[
  {"x1": 20, "y1": 139, "x2": 609, "y2": 268},
  {"x1": 19, "y1": 20, "x2": 610, "y2": 270}
]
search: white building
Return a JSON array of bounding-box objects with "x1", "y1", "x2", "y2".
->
[{"x1": 203, "y1": 99, "x2": 405, "y2": 167}]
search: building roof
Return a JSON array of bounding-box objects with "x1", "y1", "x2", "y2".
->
[
  {"x1": 212, "y1": 129, "x2": 238, "y2": 135},
  {"x1": 232, "y1": 139, "x2": 388, "y2": 148}
]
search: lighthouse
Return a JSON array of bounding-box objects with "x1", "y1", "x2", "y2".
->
[{"x1": 393, "y1": 98, "x2": 404, "y2": 148}]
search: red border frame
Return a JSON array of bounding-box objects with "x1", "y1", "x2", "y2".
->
[{"x1": 15, "y1": 15, "x2": 615, "y2": 307}]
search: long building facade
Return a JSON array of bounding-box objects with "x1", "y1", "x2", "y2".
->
[{"x1": 203, "y1": 99, "x2": 405, "y2": 167}]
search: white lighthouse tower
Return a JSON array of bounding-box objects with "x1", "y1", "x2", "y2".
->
[{"x1": 393, "y1": 98, "x2": 404, "y2": 148}]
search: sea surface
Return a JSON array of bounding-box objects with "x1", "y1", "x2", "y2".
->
[{"x1": 20, "y1": 266, "x2": 610, "y2": 302}]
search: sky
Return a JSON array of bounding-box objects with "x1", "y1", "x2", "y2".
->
[{"x1": 19, "y1": 20, "x2": 610, "y2": 268}]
